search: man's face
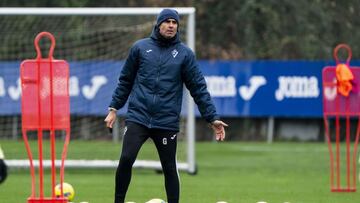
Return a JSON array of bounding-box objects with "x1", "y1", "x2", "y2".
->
[{"x1": 159, "y1": 18, "x2": 178, "y2": 39}]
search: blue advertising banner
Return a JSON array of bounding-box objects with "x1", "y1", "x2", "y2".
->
[
  {"x1": 1, "y1": 60, "x2": 360, "y2": 117},
  {"x1": 198, "y1": 60, "x2": 333, "y2": 117},
  {"x1": 0, "y1": 61, "x2": 124, "y2": 115}
]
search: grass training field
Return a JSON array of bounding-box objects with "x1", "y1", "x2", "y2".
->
[{"x1": 0, "y1": 140, "x2": 359, "y2": 203}]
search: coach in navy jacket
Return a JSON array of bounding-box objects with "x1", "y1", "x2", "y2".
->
[{"x1": 105, "y1": 9, "x2": 228, "y2": 203}]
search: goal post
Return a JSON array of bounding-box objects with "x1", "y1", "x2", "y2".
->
[{"x1": 0, "y1": 7, "x2": 197, "y2": 174}]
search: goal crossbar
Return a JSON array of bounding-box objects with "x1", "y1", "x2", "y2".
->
[{"x1": 0, "y1": 7, "x2": 195, "y2": 15}]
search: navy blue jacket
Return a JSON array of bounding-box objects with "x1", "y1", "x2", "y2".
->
[{"x1": 110, "y1": 27, "x2": 219, "y2": 131}]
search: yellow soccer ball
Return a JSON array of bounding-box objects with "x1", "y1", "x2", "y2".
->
[{"x1": 55, "y1": 182, "x2": 75, "y2": 201}]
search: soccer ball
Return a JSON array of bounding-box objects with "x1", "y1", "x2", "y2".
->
[
  {"x1": 145, "y1": 198, "x2": 166, "y2": 203},
  {"x1": 55, "y1": 182, "x2": 75, "y2": 201}
]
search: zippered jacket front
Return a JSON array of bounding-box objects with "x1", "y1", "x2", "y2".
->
[{"x1": 109, "y1": 26, "x2": 219, "y2": 131}]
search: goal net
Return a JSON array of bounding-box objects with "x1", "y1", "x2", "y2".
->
[{"x1": 0, "y1": 7, "x2": 196, "y2": 174}]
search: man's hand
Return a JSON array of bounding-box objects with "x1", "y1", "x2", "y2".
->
[
  {"x1": 104, "y1": 111, "x2": 117, "y2": 129},
  {"x1": 210, "y1": 120, "x2": 228, "y2": 141}
]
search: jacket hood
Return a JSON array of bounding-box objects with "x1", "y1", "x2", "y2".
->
[{"x1": 150, "y1": 25, "x2": 180, "y2": 47}]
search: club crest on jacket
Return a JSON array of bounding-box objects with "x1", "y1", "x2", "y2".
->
[{"x1": 171, "y1": 49, "x2": 178, "y2": 58}]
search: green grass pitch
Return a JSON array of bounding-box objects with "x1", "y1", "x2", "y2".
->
[{"x1": 0, "y1": 140, "x2": 359, "y2": 203}]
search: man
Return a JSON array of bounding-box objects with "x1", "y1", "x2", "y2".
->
[
  {"x1": 0, "y1": 145, "x2": 7, "y2": 184},
  {"x1": 104, "y1": 8, "x2": 228, "y2": 203}
]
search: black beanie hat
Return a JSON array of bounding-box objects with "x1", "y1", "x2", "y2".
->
[{"x1": 156, "y1": 9, "x2": 180, "y2": 27}]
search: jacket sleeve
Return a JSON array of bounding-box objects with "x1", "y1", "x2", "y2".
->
[
  {"x1": 109, "y1": 45, "x2": 139, "y2": 110},
  {"x1": 182, "y1": 50, "x2": 219, "y2": 123}
]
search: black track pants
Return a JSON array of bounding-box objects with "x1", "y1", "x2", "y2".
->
[{"x1": 114, "y1": 121, "x2": 179, "y2": 203}]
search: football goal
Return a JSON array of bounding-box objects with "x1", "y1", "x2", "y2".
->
[{"x1": 0, "y1": 7, "x2": 197, "y2": 174}]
